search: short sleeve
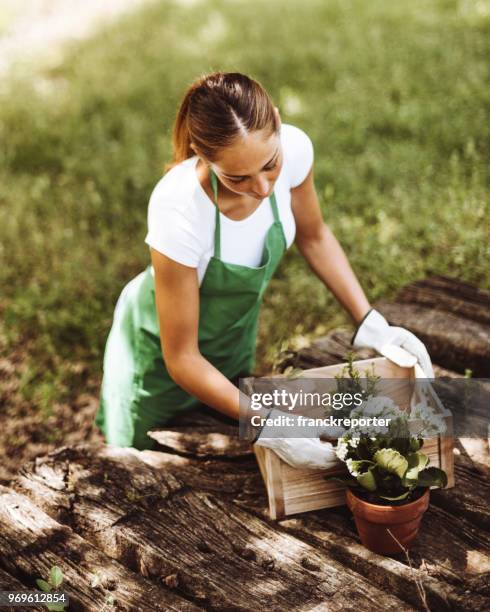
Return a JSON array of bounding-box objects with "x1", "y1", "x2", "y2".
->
[
  {"x1": 144, "y1": 194, "x2": 203, "y2": 267},
  {"x1": 283, "y1": 124, "x2": 314, "y2": 189}
]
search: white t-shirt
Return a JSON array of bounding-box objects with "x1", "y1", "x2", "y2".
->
[{"x1": 145, "y1": 123, "x2": 314, "y2": 284}]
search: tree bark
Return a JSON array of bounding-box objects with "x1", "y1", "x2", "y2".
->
[
  {"x1": 276, "y1": 276, "x2": 490, "y2": 376},
  {"x1": 11, "y1": 445, "x2": 417, "y2": 611},
  {"x1": 376, "y1": 300, "x2": 490, "y2": 376},
  {"x1": 394, "y1": 276, "x2": 490, "y2": 326},
  {"x1": 0, "y1": 485, "x2": 200, "y2": 612}
]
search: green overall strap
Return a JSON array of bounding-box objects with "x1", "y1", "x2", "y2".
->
[
  {"x1": 209, "y1": 169, "x2": 221, "y2": 260},
  {"x1": 269, "y1": 191, "x2": 280, "y2": 223},
  {"x1": 209, "y1": 168, "x2": 281, "y2": 258}
]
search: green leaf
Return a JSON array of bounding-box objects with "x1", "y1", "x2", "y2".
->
[
  {"x1": 350, "y1": 459, "x2": 375, "y2": 473},
  {"x1": 418, "y1": 467, "x2": 448, "y2": 488},
  {"x1": 357, "y1": 467, "x2": 377, "y2": 492},
  {"x1": 35, "y1": 579, "x2": 51, "y2": 592},
  {"x1": 324, "y1": 475, "x2": 358, "y2": 487},
  {"x1": 379, "y1": 491, "x2": 410, "y2": 501},
  {"x1": 49, "y1": 566, "x2": 63, "y2": 589},
  {"x1": 373, "y1": 448, "x2": 408, "y2": 479},
  {"x1": 285, "y1": 367, "x2": 303, "y2": 379},
  {"x1": 404, "y1": 452, "x2": 429, "y2": 482},
  {"x1": 47, "y1": 603, "x2": 66, "y2": 611},
  {"x1": 105, "y1": 594, "x2": 116, "y2": 606},
  {"x1": 409, "y1": 437, "x2": 422, "y2": 452}
]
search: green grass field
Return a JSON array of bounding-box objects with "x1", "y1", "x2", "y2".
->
[{"x1": 0, "y1": 0, "x2": 488, "y2": 413}]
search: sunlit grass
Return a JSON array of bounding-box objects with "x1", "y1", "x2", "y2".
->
[{"x1": 0, "y1": 0, "x2": 488, "y2": 408}]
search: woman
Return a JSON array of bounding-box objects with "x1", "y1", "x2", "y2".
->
[{"x1": 95, "y1": 72, "x2": 433, "y2": 467}]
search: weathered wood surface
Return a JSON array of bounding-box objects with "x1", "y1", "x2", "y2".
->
[
  {"x1": 0, "y1": 566, "x2": 45, "y2": 612},
  {"x1": 279, "y1": 276, "x2": 490, "y2": 377},
  {"x1": 10, "y1": 446, "x2": 415, "y2": 611},
  {"x1": 0, "y1": 484, "x2": 199, "y2": 611},
  {"x1": 377, "y1": 276, "x2": 490, "y2": 377},
  {"x1": 2, "y1": 431, "x2": 488, "y2": 611},
  {"x1": 1, "y1": 275, "x2": 489, "y2": 611},
  {"x1": 4, "y1": 440, "x2": 488, "y2": 611},
  {"x1": 394, "y1": 276, "x2": 490, "y2": 326},
  {"x1": 147, "y1": 410, "x2": 251, "y2": 458}
]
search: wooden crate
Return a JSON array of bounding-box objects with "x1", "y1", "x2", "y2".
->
[{"x1": 254, "y1": 357, "x2": 454, "y2": 519}]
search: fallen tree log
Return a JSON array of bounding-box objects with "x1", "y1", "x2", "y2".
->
[
  {"x1": 276, "y1": 329, "x2": 377, "y2": 371},
  {"x1": 277, "y1": 276, "x2": 490, "y2": 376},
  {"x1": 430, "y1": 457, "x2": 490, "y2": 531},
  {"x1": 133, "y1": 449, "x2": 263, "y2": 507},
  {"x1": 0, "y1": 485, "x2": 199, "y2": 611},
  {"x1": 136, "y1": 408, "x2": 490, "y2": 611},
  {"x1": 148, "y1": 410, "x2": 252, "y2": 458},
  {"x1": 3, "y1": 275, "x2": 489, "y2": 611},
  {"x1": 394, "y1": 276, "x2": 490, "y2": 326},
  {"x1": 277, "y1": 503, "x2": 490, "y2": 612},
  {"x1": 376, "y1": 301, "x2": 490, "y2": 377},
  {"x1": 276, "y1": 328, "x2": 462, "y2": 377},
  {"x1": 11, "y1": 445, "x2": 419, "y2": 611},
  {"x1": 4, "y1": 443, "x2": 488, "y2": 612}
]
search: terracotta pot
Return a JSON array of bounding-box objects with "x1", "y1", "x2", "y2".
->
[{"x1": 346, "y1": 488, "x2": 430, "y2": 555}]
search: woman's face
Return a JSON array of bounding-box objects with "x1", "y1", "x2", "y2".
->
[{"x1": 209, "y1": 128, "x2": 283, "y2": 200}]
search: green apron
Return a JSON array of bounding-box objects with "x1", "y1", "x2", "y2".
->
[{"x1": 95, "y1": 167, "x2": 287, "y2": 450}]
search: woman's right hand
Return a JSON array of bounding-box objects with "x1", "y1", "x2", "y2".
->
[{"x1": 254, "y1": 408, "x2": 339, "y2": 470}]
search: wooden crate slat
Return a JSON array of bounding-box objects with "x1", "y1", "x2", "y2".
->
[{"x1": 285, "y1": 492, "x2": 347, "y2": 515}]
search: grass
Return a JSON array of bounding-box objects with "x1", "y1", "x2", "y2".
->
[{"x1": 0, "y1": 0, "x2": 488, "y2": 411}]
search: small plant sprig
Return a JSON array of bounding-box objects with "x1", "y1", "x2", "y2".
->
[
  {"x1": 330, "y1": 352, "x2": 380, "y2": 419},
  {"x1": 89, "y1": 570, "x2": 117, "y2": 610},
  {"x1": 36, "y1": 565, "x2": 67, "y2": 611},
  {"x1": 335, "y1": 352, "x2": 380, "y2": 399}
]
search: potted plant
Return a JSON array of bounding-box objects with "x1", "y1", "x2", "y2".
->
[{"x1": 330, "y1": 393, "x2": 448, "y2": 555}]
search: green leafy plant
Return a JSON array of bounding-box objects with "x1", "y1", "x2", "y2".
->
[
  {"x1": 35, "y1": 565, "x2": 67, "y2": 611},
  {"x1": 329, "y1": 362, "x2": 447, "y2": 503}
]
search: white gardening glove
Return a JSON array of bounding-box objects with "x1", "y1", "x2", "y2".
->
[
  {"x1": 254, "y1": 408, "x2": 339, "y2": 470},
  {"x1": 352, "y1": 309, "x2": 434, "y2": 378}
]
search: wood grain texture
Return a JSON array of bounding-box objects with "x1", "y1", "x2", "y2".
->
[
  {"x1": 253, "y1": 443, "x2": 285, "y2": 519},
  {"x1": 0, "y1": 484, "x2": 199, "y2": 612},
  {"x1": 278, "y1": 275, "x2": 490, "y2": 377},
  {"x1": 376, "y1": 301, "x2": 490, "y2": 377},
  {"x1": 11, "y1": 445, "x2": 416, "y2": 611},
  {"x1": 394, "y1": 276, "x2": 490, "y2": 326},
  {"x1": 277, "y1": 329, "x2": 376, "y2": 371},
  {"x1": 148, "y1": 410, "x2": 253, "y2": 458},
  {"x1": 8, "y1": 440, "x2": 489, "y2": 611}
]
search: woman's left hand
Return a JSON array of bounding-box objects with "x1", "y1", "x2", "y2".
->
[{"x1": 352, "y1": 308, "x2": 435, "y2": 378}]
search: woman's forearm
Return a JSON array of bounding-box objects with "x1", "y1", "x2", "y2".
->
[
  {"x1": 166, "y1": 351, "x2": 267, "y2": 423},
  {"x1": 296, "y1": 223, "x2": 371, "y2": 324}
]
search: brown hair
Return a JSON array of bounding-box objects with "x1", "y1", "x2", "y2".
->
[{"x1": 165, "y1": 72, "x2": 279, "y2": 171}]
